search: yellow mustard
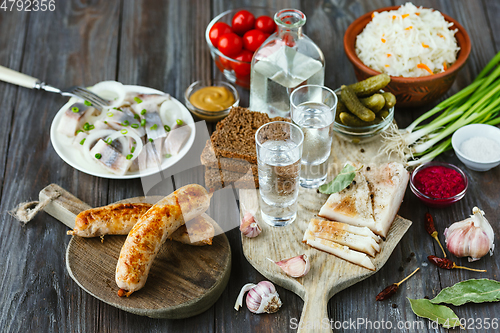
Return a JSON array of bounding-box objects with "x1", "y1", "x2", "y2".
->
[{"x1": 189, "y1": 86, "x2": 235, "y2": 112}]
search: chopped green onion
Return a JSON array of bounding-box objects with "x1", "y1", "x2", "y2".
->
[
  {"x1": 71, "y1": 106, "x2": 79, "y2": 113},
  {"x1": 131, "y1": 123, "x2": 139, "y2": 129},
  {"x1": 104, "y1": 138, "x2": 112, "y2": 145},
  {"x1": 104, "y1": 121, "x2": 107, "y2": 124},
  {"x1": 76, "y1": 130, "x2": 83, "y2": 134},
  {"x1": 141, "y1": 119, "x2": 146, "y2": 127},
  {"x1": 95, "y1": 153, "x2": 102, "y2": 159},
  {"x1": 126, "y1": 154, "x2": 133, "y2": 160},
  {"x1": 131, "y1": 147, "x2": 136, "y2": 153},
  {"x1": 88, "y1": 125, "x2": 95, "y2": 130},
  {"x1": 164, "y1": 125, "x2": 171, "y2": 132},
  {"x1": 148, "y1": 138, "x2": 153, "y2": 142},
  {"x1": 113, "y1": 107, "x2": 118, "y2": 110},
  {"x1": 134, "y1": 114, "x2": 140, "y2": 120},
  {"x1": 83, "y1": 123, "x2": 90, "y2": 131},
  {"x1": 164, "y1": 154, "x2": 172, "y2": 158},
  {"x1": 84, "y1": 100, "x2": 92, "y2": 106},
  {"x1": 122, "y1": 120, "x2": 130, "y2": 126},
  {"x1": 121, "y1": 129, "x2": 128, "y2": 135},
  {"x1": 150, "y1": 124, "x2": 158, "y2": 130},
  {"x1": 107, "y1": 112, "x2": 114, "y2": 117},
  {"x1": 176, "y1": 119, "x2": 183, "y2": 126},
  {"x1": 134, "y1": 97, "x2": 143, "y2": 104},
  {"x1": 141, "y1": 109, "x2": 147, "y2": 115},
  {"x1": 79, "y1": 138, "x2": 86, "y2": 145}
]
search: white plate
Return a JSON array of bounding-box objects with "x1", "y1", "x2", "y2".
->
[{"x1": 50, "y1": 85, "x2": 196, "y2": 179}]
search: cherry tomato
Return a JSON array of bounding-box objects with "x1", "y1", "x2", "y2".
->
[
  {"x1": 218, "y1": 33, "x2": 243, "y2": 57},
  {"x1": 242, "y1": 29, "x2": 269, "y2": 52},
  {"x1": 232, "y1": 10, "x2": 255, "y2": 35},
  {"x1": 209, "y1": 22, "x2": 233, "y2": 46},
  {"x1": 255, "y1": 16, "x2": 276, "y2": 34},
  {"x1": 231, "y1": 49, "x2": 253, "y2": 76},
  {"x1": 218, "y1": 55, "x2": 232, "y2": 70}
]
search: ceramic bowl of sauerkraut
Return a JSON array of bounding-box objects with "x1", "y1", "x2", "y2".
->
[{"x1": 344, "y1": 3, "x2": 471, "y2": 107}]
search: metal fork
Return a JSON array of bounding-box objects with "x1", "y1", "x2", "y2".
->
[{"x1": 0, "y1": 65, "x2": 108, "y2": 108}]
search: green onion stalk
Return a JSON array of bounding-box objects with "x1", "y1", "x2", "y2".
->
[{"x1": 381, "y1": 51, "x2": 500, "y2": 167}]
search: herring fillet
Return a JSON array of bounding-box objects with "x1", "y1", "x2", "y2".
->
[
  {"x1": 307, "y1": 221, "x2": 380, "y2": 257},
  {"x1": 303, "y1": 229, "x2": 375, "y2": 271}
]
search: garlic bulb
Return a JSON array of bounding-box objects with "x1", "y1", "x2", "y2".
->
[
  {"x1": 240, "y1": 212, "x2": 262, "y2": 238},
  {"x1": 269, "y1": 254, "x2": 310, "y2": 278},
  {"x1": 444, "y1": 207, "x2": 495, "y2": 262},
  {"x1": 234, "y1": 281, "x2": 282, "y2": 314}
]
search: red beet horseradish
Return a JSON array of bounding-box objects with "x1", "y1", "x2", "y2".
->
[{"x1": 410, "y1": 162, "x2": 468, "y2": 207}]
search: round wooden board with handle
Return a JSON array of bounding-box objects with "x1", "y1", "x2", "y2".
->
[{"x1": 40, "y1": 186, "x2": 231, "y2": 319}]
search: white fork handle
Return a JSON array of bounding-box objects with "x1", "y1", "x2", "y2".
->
[{"x1": 0, "y1": 65, "x2": 40, "y2": 89}]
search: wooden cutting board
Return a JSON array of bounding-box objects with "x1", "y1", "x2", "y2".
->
[
  {"x1": 39, "y1": 184, "x2": 231, "y2": 319},
  {"x1": 240, "y1": 134, "x2": 412, "y2": 333}
]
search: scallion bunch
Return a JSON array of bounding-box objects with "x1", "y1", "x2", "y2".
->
[{"x1": 382, "y1": 51, "x2": 500, "y2": 166}]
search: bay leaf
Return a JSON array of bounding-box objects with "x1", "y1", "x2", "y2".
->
[
  {"x1": 319, "y1": 164, "x2": 356, "y2": 194},
  {"x1": 430, "y1": 278, "x2": 500, "y2": 306},
  {"x1": 408, "y1": 298, "x2": 461, "y2": 329}
]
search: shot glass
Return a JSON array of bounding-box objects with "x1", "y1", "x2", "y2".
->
[
  {"x1": 255, "y1": 121, "x2": 304, "y2": 227},
  {"x1": 290, "y1": 85, "x2": 337, "y2": 188}
]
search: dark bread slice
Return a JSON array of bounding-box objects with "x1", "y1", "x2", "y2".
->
[
  {"x1": 210, "y1": 106, "x2": 289, "y2": 165},
  {"x1": 201, "y1": 139, "x2": 258, "y2": 176},
  {"x1": 204, "y1": 167, "x2": 258, "y2": 193}
]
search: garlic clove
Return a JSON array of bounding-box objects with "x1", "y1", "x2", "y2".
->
[
  {"x1": 269, "y1": 254, "x2": 310, "y2": 278},
  {"x1": 234, "y1": 281, "x2": 282, "y2": 314},
  {"x1": 444, "y1": 207, "x2": 495, "y2": 262},
  {"x1": 240, "y1": 212, "x2": 262, "y2": 238}
]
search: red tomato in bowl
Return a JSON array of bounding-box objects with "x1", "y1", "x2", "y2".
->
[
  {"x1": 209, "y1": 22, "x2": 233, "y2": 46},
  {"x1": 231, "y1": 49, "x2": 253, "y2": 76},
  {"x1": 242, "y1": 29, "x2": 269, "y2": 52},
  {"x1": 232, "y1": 10, "x2": 255, "y2": 35},
  {"x1": 218, "y1": 33, "x2": 243, "y2": 57},
  {"x1": 255, "y1": 16, "x2": 276, "y2": 34}
]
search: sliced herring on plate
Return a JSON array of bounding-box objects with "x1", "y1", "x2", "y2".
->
[
  {"x1": 318, "y1": 167, "x2": 378, "y2": 233},
  {"x1": 306, "y1": 219, "x2": 380, "y2": 257},
  {"x1": 303, "y1": 229, "x2": 375, "y2": 271},
  {"x1": 363, "y1": 162, "x2": 410, "y2": 238}
]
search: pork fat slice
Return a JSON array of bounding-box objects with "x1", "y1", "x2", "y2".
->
[
  {"x1": 57, "y1": 102, "x2": 97, "y2": 137},
  {"x1": 303, "y1": 229, "x2": 376, "y2": 271},
  {"x1": 318, "y1": 162, "x2": 408, "y2": 237},
  {"x1": 90, "y1": 139, "x2": 132, "y2": 175}
]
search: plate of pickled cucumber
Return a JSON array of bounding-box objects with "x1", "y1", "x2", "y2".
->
[{"x1": 333, "y1": 74, "x2": 396, "y2": 143}]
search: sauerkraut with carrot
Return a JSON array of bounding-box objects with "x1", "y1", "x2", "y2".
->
[{"x1": 355, "y1": 2, "x2": 460, "y2": 77}]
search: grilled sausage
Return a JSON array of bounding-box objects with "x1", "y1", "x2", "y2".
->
[
  {"x1": 68, "y1": 203, "x2": 214, "y2": 246},
  {"x1": 68, "y1": 203, "x2": 152, "y2": 237},
  {"x1": 115, "y1": 184, "x2": 210, "y2": 296}
]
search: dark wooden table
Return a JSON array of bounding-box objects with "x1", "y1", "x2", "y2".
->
[{"x1": 0, "y1": 0, "x2": 498, "y2": 332}]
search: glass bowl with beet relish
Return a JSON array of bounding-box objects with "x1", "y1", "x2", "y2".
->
[{"x1": 410, "y1": 162, "x2": 468, "y2": 208}]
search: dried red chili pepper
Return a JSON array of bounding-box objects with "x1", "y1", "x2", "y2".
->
[
  {"x1": 424, "y1": 213, "x2": 447, "y2": 257},
  {"x1": 427, "y1": 255, "x2": 486, "y2": 272},
  {"x1": 376, "y1": 268, "x2": 420, "y2": 301}
]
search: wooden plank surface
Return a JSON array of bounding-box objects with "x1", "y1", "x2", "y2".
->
[{"x1": 0, "y1": 0, "x2": 498, "y2": 332}]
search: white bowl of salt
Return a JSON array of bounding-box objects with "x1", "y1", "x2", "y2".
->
[{"x1": 452, "y1": 124, "x2": 500, "y2": 171}]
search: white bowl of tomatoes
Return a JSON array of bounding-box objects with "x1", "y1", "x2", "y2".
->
[{"x1": 206, "y1": 7, "x2": 277, "y2": 89}]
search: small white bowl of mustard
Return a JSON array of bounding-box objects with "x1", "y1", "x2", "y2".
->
[{"x1": 184, "y1": 80, "x2": 239, "y2": 122}]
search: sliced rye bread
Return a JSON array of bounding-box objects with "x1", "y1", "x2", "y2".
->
[
  {"x1": 204, "y1": 167, "x2": 259, "y2": 193},
  {"x1": 201, "y1": 139, "x2": 258, "y2": 176},
  {"x1": 210, "y1": 106, "x2": 289, "y2": 165}
]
